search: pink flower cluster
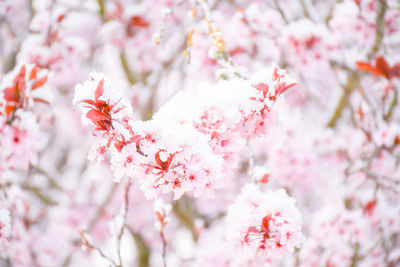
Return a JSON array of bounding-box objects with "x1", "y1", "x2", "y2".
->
[
  {"x1": 226, "y1": 184, "x2": 304, "y2": 258},
  {"x1": 74, "y1": 66, "x2": 296, "y2": 200},
  {"x1": 0, "y1": 64, "x2": 49, "y2": 173}
]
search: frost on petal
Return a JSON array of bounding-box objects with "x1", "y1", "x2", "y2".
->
[{"x1": 226, "y1": 184, "x2": 304, "y2": 259}]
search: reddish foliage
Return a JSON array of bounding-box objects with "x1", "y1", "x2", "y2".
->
[
  {"x1": 131, "y1": 16, "x2": 150, "y2": 28},
  {"x1": 3, "y1": 65, "x2": 48, "y2": 120},
  {"x1": 80, "y1": 78, "x2": 118, "y2": 132},
  {"x1": 356, "y1": 56, "x2": 400, "y2": 80}
]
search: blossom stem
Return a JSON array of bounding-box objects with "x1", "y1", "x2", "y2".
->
[
  {"x1": 327, "y1": 72, "x2": 359, "y2": 128},
  {"x1": 368, "y1": 0, "x2": 387, "y2": 59},
  {"x1": 384, "y1": 88, "x2": 397, "y2": 121},
  {"x1": 117, "y1": 181, "x2": 132, "y2": 267},
  {"x1": 97, "y1": 0, "x2": 106, "y2": 21},
  {"x1": 120, "y1": 52, "x2": 135, "y2": 85}
]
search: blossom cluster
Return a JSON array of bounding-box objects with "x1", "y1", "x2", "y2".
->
[
  {"x1": 0, "y1": 0, "x2": 399, "y2": 266},
  {"x1": 0, "y1": 64, "x2": 50, "y2": 173},
  {"x1": 226, "y1": 184, "x2": 304, "y2": 258},
  {"x1": 74, "y1": 66, "x2": 296, "y2": 200}
]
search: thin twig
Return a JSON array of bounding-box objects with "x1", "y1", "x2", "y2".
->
[
  {"x1": 384, "y1": 87, "x2": 397, "y2": 121},
  {"x1": 120, "y1": 52, "x2": 135, "y2": 85},
  {"x1": 326, "y1": 72, "x2": 359, "y2": 128},
  {"x1": 273, "y1": 0, "x2": 288, "y2": 24},
  {"x1": 116, "y1": 181, "x2": 132, "y2": 267},
  {"x1": 368, "y1": 0, "x2": 387, "y2": 59}
]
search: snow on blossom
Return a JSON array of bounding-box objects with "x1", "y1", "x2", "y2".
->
[
  {"x1": 226, "y1": 184, "x2": 304, "y2": 258},
  {"x1": 73, "y1": 72, "x2": 132, "y2": 133},
  {"x1": 252, "y1": 165, "x2": 271, "y2": 184},
  {"x1": 195, "y1": 222, "x2": 272, "y2": 267},
  {"x1": 2, "y1": 1, "x2": 400, "y2": 266},
  {"x1": 74, "y1": 66, "x2": 295, "y2": 200}
]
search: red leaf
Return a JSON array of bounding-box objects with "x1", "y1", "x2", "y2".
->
[
  {"x1": 253, "y1": 83, "x2": 269, "y2": 98},
  {"x1": 375, "y1": 57, "x2": 391, "y2": 79},
  {"x1": 4, "y1": 86, "x2": 19, "y2": 102},
  {"x1": 262, "y1": 215, "x2": 271, "y2": 231},
  {"x1": 13, "y1": 65, "x2": 26, "y2": 84},
  {"x1": 57, "y1": 14, "x2": 65, "y2": 22},
  {"x1": 114, "y1": 141, "x2": 125, "y2": 152},
  {"x1": 363, "y1": 200, "x2": 377, "y2": 216},
  {"x1": 81, "y1": 99, "x2": 96, "y2": 106},
  {"x1": 32, "y1": 75, "x2": 48, "y2": 90},
  {"x1": 259, "y1": 173, "x2": 270, "y2": 183},
  {"x1": 155, "y1": 151, "x2": 167, "y2": 170},
  {"x1": 131, "y1": 16, "x2": 150, "y2": 27},
  {"x1": 155, "y1": 150, "x2": 175, "y2": 171},
  {"x1": 275, "y1": 82, "x2": 296, "y2": 95},
  {"x1": 33, "y1": 97, "x2": 50, "y2": 105},
  {"x1": 5, "y1": 104, "x2": 15, "y2": 116},
  {"x1": 356, "y1": 61, "x2": 381, "y2": 76},
  {"x1": 29, "y1": 66, "x2": 38, "y2": 80},
  {"x1": 17, "y1": 77, "x2": 26, "y2": 93},
  {"x1": 86, "y1": 109, "x2": 109, "y2": 123},
  {"x1": 272, "y1": 67, "x2": 280, "y2": 82},
  {"x1": 391, "y1": 63, "x2": 400, "y2": 79},
  {"x1": 95, "y1": 79, "x2": 104, "y2": 100}
]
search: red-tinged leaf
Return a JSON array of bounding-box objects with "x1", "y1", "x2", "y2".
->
[
  {"x1": 375, "y1": 57, "x2": 391, "y2": 79},
  {"x1": 32, "y1": 75, "x2": 48, "y2": 90},
  {"x1": 253, "y1": 83, "x2": 269, "y2": 98},
  {"x1": 275, "y1": 82, "x2": 296, "y2": 95},
  {"x1": 272, "y1": 67, "x2": 280, "y2": 82},
  {"x1": 4, "y1": 86, "x2": 19, "y2": 102},
  {"x1": 155, "y1": 151, "x2": 166, "y2": 169},
  {"x1": 356, "y1": 61, "x2": 382, "y2": 76},
  {"x1": 259, "y1": 173, "x2": 270, "y2": 183},
  {"x1": 262, "y1": 215, "x2": 271, "y2": 231},
  {"x1": 114, "y1": 141, "x2": 125, "y2": 152},
  {"x1": 131, "y1": 16, "x2": 150, "y2": 27},
  {"x1": 166, "y1": 153, "x2": 175, "y2": 166},
  {"x1": 391, "y1": 63, "x2": 400, "y2": 79},
  {"x1": 57, "y1": 14, "x2": 65, "y2": 22},
  {"x1": 29, "y1": 66, "x2": 38, "y2": 80},
  {"x1": 394, "y1": 135, "x2": 400, "y2": 145},
  {"x1": 80, "y1": 99, "x2": 96, "y2": 106},
  {"x1": 13, "y1": 65, "x2": 26, "y2": 84},
  {"x1": 33, "y1": 97, "x2": 50, "y2": 105},
  {"x1": 86, "y1": 109, "x2": 109, "y2": 123},
  {"x1": 155, "y1": 150, "x2": 175, "y2": 171},
  {"x1": 17, "y1": 77, "x2": 26, "y2": 92},
  {"x1": 95, "y1": 79, "x2": 104, "y2": 100},
  {"x1": 363, "y1": 200, "x2": 377, "y2": 216},
  {"x1": 5, "y1": 104, "x2": 15, "y2": 116}
]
